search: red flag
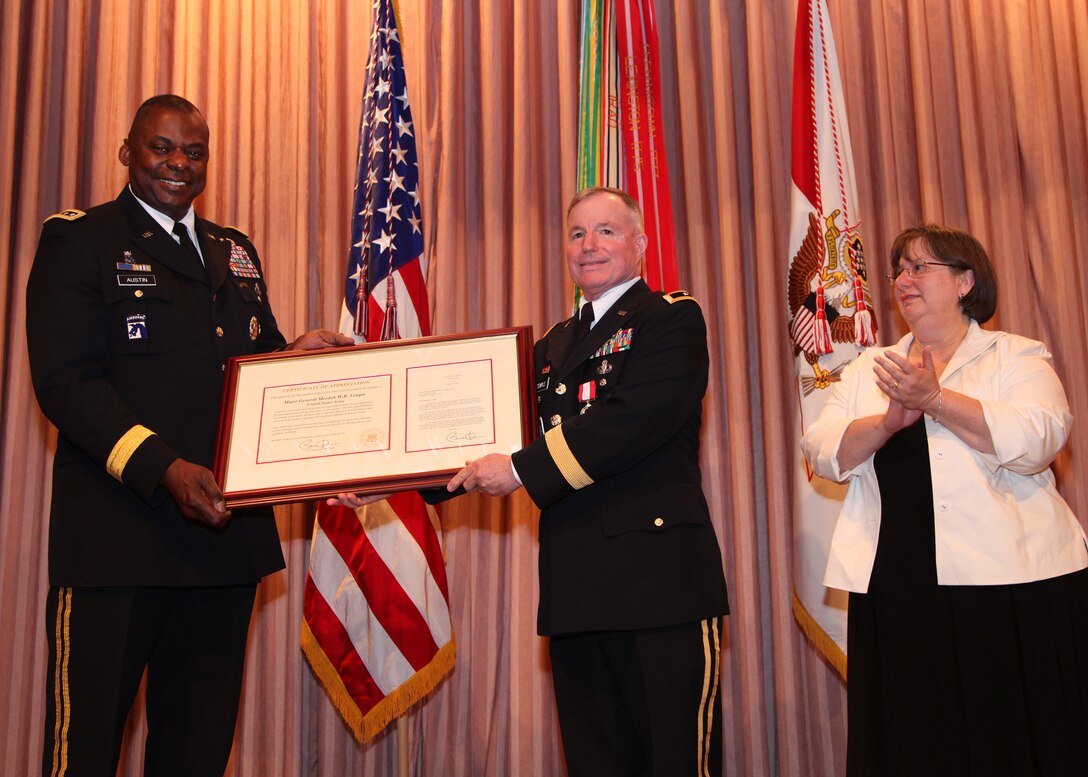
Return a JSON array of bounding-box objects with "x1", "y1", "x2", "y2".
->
[
  {"x1": 577, "y1": 0, "x2": 678, "y2": 294},
  {"x1": 301, "y1": 0, "x2": 454, "y2": 741}
]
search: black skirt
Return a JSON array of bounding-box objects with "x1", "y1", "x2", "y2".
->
[{"x1": 846, "y1": 419, "x2": 1088, "y2": 777}]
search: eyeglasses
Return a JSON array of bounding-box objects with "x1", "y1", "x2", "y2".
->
[{"x1": 885, "y1": 260, "x2": 957, "y2": 283}]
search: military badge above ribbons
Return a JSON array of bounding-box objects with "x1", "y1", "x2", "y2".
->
[{"x1": 787, "y1": 0, "x2": 878, "y2": 677}]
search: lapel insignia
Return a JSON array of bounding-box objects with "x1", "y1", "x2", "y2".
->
[
  {"x1": 227, "y1": 240, "x2": 261, "y2": 278},
  {"x1": 591, "y1": 328, "x2": 633, "y2": 358},
  {"x1": 141, "y1": 230, "x2": 154, "y2": 238},
  {"x1": 249, "y1": 316, "x2": 260, "y2": 341},
  {"x1": 126, "y1": 314, "x2": 148, "y2": 339},
  {"x1": 617, "y1": 309, "x2": 628, "y2": 317}
]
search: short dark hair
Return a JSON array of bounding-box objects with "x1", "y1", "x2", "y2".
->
[
  {"x1": 890, "y1": 224, "x2": 998, "y2": 323},
  {"x1": 129, "y1": 94, "x2": 204, "y2": 137},
  {"x1": 566, "y1": 186, "x2": 644, "y2": 232}
]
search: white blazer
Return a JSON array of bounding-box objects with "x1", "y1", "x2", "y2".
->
[{"x1": 802, "y1": 321, "x2": 1088, "y2": 592}]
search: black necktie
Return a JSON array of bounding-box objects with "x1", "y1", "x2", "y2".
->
[
  {"x1": 574, "y1": 302, "x2": 595, "y2": 342},
  {"x1": 172, "y1": 221, "x2": 203, "y2": 270}
]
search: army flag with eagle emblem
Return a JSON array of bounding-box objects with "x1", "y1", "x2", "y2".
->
[{"x1": 787, "y1": 0, "x2": 877, "y2": 676}]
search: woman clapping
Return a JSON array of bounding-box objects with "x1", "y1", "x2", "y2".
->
[{"x1": 803, "y1": 225, "x2": 1088, "y2": 777}]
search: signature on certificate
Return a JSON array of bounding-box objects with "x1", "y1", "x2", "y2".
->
[
  {"x1": 298, "y1": 438, "x2": 335, "y2": 452},
  {"x1": 445, "y1": 429, "x2": 480, "y2": 443}
]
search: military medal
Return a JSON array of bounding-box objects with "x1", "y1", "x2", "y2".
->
[
  {"x1": 578, "y1": 381, "x2": 596, "y2": 402},
  {"x1": 117, "y1": 250, "x2": 152, "y2": 272},
  {"x1": 592, "y1": 328, "x2": 633, "y2": 358},
  {"x1": 249, "y1": 316, "x2": 260, "y2": 340},
  {"x1": 228, "y1": 241, "x2": 261, "y2": 278}
]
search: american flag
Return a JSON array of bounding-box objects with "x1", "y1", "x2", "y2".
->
[
  {"x1": 341, "y1": 0, "x2": 430, "y2": 341},
  {"x1": 301, "y1": 0, "x2": 455, "y2": 742}
]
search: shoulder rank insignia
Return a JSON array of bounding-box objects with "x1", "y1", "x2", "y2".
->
[
  {"x1": 227, "y1": 240, "x2": 261, "y2": 279},
  {"x1": 224, "y1": 225, "x2": 250, "y2": 239},
  {"x1": 44, "y1": 209, "x2": 86, "y2": 223},
  {"x1": 663, "y1": 290, "x2": 698, "y2": 305}
]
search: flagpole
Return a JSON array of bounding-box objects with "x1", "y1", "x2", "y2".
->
[{"x1": 396, "y1": 716, "x2": 409, "y2": 777}]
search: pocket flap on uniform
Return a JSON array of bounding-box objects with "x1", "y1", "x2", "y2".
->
[
  {"x1": 232, "y1": 278, "x2": 261, "y2": 303},
  {"x1": 600, "y1": 484, "x2": 709, "y2": 537}
]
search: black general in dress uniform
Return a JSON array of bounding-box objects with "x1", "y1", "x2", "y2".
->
[
  {"x1": 447, "y1": 187, "x2": 730, "y2": 777},
  {"x1": 26, "y1": 94, "x2": 350, "y2": 777}
]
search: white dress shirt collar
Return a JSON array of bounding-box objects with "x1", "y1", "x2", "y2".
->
[
  {"x1": 579, "y1": 277, "x2": 641, "y2": 329},
  {"x1": 128, "y1": 185, "x2": 203, "y2": 263}
]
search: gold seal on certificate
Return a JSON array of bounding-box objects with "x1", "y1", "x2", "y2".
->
[
  {"x1": 360, "y1": 428, "x2": 386, "y2": 449},
  {"x1": 213, "y1": 327, "x2": 536, "y2": 507}
]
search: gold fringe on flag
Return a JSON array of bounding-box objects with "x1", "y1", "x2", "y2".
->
[{"x1": 301, "y1": 619, "x2": 457, "y2": 743}]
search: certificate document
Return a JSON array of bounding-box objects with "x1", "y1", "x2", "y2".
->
[{"x1": 213, "y1": 327, "x2": 535, "y2": 507}]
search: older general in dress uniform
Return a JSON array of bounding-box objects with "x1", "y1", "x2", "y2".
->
[
  {"x1": 26, "y1": 94, "x2": 350, "y2": 777},
  {"x1": 448, "y1": 186, "x2": 730, "y2": 777}
]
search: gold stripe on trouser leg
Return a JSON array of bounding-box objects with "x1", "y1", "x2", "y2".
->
[
  {"x1": 696, "y1": 617, "x2": 721, "y2": 777},
  {"x1": 50, "y1": 587, "x2": 73, "y2": 777}
]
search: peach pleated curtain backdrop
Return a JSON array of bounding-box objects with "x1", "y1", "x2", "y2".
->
[{"x1": 3, "y1": 1, "x2": 1088, "y2": 775}]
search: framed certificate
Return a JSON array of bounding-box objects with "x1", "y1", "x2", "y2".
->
[{"x1": 213, "y1": 326, "x2": 536, "y2": 507}]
